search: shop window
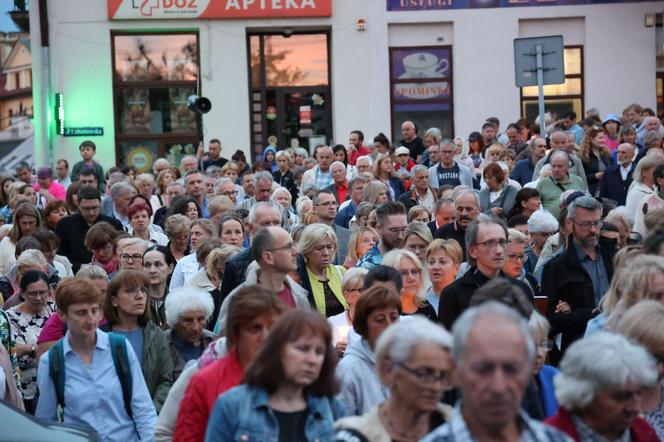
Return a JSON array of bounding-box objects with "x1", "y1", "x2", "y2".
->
[
  {"x1": 656, "y1": 15, "x2": 663, "y2": 118},
  {"x1": 112, "y1": 32, "x2": 200, "y2": 171},
  {"x1": 520, "y1": 46, "x2": 584, "y2": 124},
  {"x1": 389, "y1": 46, "x2": 454, "y2": 142}
]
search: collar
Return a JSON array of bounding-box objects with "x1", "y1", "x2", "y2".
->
[
  {"x1": 573, "y1": 239, "x2": 599, "y2": 262},
  {"x1": 450, "y1": 404, "x2": 543, "y2": 440},
  {"x1": 63, "y1": 329, "x2": 106, "y2": 356},
  {"x1": 572, "y1": 413, "x2": 630, "y2": 442},
  {"x1": 250, "y1": 386, "x2": 326, "y2": 418},
  {"x1": 335, "y1": 181, "x2": 348, "y2": 190}
]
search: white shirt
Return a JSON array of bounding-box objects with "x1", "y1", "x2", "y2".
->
[
  {"x1": 169, "y1": 253, "x2": 201, "y2": 290},
  {"x1": 619, "y1": 163, "x2": 632, "y2": 181}
]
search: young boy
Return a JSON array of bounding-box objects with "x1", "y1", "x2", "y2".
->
[{"x1": 70, "y1": 140, "x2": 106, "y2": 193}]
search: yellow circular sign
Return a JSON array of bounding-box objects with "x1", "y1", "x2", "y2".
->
[{"x1": 126, "y1": 146, "x2": 154, "y2": 173}]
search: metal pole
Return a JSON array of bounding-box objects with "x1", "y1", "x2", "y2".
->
[{"x1": 536, "y1": 44, "x2": 546, "y2": 138}]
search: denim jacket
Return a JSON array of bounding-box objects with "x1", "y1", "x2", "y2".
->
[{"x1": 205, "y1": 384, "x2": 346, "y2": 441}]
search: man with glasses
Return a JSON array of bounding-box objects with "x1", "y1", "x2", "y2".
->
[
  {"x1": 423, "y1": 302, "x2": 569, "y2": 442},
  {"x1": 398, "y1": 165, "x2": 436, "y2": 213},
  {"x1": 510, "y1": 137, "x2": 547, "y2": 187},
  {"x1": 355, "y1": 156, "x2": 374, "y2": 178},
  {"x1": 428, "y1": 139, "x2": 473, "y2": 190},
  {"x1": 56, "y1": 187, "x2": 123, "y2": 272},
  {"x1": 542, "y1": 196, "x2": 615, "y2": 361},
  {"x1": 439, "y1": 214, "x2": 533, "y2": 330},
  {"x1": 214, "y1": 177, "x2": 238, "y2": 205},
  {"x1": 357, "y1": 202, "x2": 407, "y2": 270},
  {"x1": 335, "y1": 175, "x2": 368, "y2": 229},
  {"x1": 215, "y1": 226, "x2": 310, "y2": 335},
  {"x1": 312, "y1": 190, "x2": 350, "y2": 265}
]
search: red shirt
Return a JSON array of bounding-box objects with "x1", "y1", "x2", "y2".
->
[
  {"x1": 277, "y1": 285, "x2": 296, "y2": 308},
  {"x1": 335, "y1": 181, "x2": 349, "y2": 204},
  {"x1": 348, "y1": 145, "x2": 371, "y2": 166},
  {"x1": 173, "y1": 349, "x2": 245, "y2": 442}
]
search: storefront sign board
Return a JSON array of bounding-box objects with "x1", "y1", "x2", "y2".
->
[
  {"x1": 388, "y1": 0, "x2": 651, "y2": 10},
  {"x1": 108, "y1": 0, "x2": 332, "y2": 19}
]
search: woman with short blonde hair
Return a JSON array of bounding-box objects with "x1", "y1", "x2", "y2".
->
[
  {"x1": 425, "y1": 239, "x2": 463, "y2": 314},
  {"x1": 362, "y1": 180, "x2": 388, "y2": 205},
  {"x1": 382, "y1": 248, "x2": 437, "y2": 320}
]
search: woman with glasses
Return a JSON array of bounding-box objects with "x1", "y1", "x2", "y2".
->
[
  {"x1": 6, "y1": 270, "x2": 55, "y2": 412},
  {"x1": 502, "y1": 229, "x2": 539, "y2": 297},
  {"x1": 100, "y1": 270, "x2": 173, "y2": 412},
  {"x1": 328, "y1": 267, "x2": 368, "y2": 358},
  {"x1": 425, "y1": 239, "x2": 463, "y2": 316},
  {"x1": 296, "y1": 224, "x2": 348, "y2": 318},
  {"x1": 382, "y1": 249, "x2": 437, "y2": 321},
  {"x1": 335, "y1": 317, "x2": 454, "y2": 441}
]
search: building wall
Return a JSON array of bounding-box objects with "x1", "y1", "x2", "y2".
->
[{"x1": 30, "y1": 0, "x2": 662, "y2": 168}]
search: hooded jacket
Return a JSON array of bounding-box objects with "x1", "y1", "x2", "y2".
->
[
  {"x1": 262, "y1": 146, "x2": 278, "y2": 173},
  {"x1": 336, "y1": 338, "x2": 389, "y2": 416}
]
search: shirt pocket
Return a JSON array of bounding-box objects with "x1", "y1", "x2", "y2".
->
[{"x1": 233, "y1": 427, "x2": 275, "y2": 442}]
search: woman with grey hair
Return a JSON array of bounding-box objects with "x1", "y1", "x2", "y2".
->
[
  {"x1": 625, "y1": 156, "x2": 662, "y2": 214},
  {"x1": 295, "y1": 223, "x2": 348, "y2": 317},
  {"x1": 525, "y1": 210, "x2": 559, "y2": 274},
  {"x1": 164, "y1": 287, "x2": 215, "y2": 380},
  {"x1": 546, "y1": 332, "x2": 659, "y2": 441},
  {"x1": 293, "y1": 147, "x2": 309, "y2": 167},
  {"x1": 328, "y1": 267, "x2": 367, "y2": 357},
  {"x1": 335, "y1": 316, "x2": 454, "y2": 441},
  {"x1": 270, "y1": 186, "x2": 299, "y2": 227}
]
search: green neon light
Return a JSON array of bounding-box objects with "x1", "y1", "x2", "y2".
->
[{"x1": 55, "y1": 93, "x2": 64, "y2": 136}]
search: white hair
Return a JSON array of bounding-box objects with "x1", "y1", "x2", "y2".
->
[
  {"x1": 527, "y1": 210, "x2": 559, "y2": 233},
  {"x1": 165, "y1": 288, "x2": 215, "y2": 327},
  {"x1": 356, "y1": 155, "x2": 373, "y2": 166},
  {"x1": 330, "y1": 161, "x2": 346, "y2": 171},
  {"x1": 341, "y1": 267, "x2": 368, "y2": 290},
  {"x1": 452, "y1": 301, "x2": 535, "y2": 367},
  {"x1": 248, "y1": 201, "x2": 282, "y2": 225},
  {"x1": 270, "y1": 187, "x2": 292, "y2": 204},
  {"x1": 17, "y1": 249, "x2": 47, "y2": 268},
  {"x1": 554, "y1": 332, "x2": 657, "y2": 410},
  {"x1": 295, "y1": 196, "x2": 312, "y2": 217},
  {"x1": 152, "y1": 158, "x2": 170, "y2": 174},
  {"x1": 213, "y1": 177, "x2": 233, "y2": 194}
]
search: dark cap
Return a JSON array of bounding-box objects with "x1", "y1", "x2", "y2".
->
[{"x1": 564, "y1": 191, "x2": 587, "y2": 207}]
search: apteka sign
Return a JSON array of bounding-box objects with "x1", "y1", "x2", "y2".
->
[{"x1": 108, "y1": 0, "x2": 332, "y2": 19}]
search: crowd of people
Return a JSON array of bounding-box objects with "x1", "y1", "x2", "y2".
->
[{"x1": 0, "y1": 102, "x2": 663, "y2": 441}]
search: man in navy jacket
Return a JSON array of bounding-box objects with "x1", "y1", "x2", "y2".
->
[{"x1": 600, "y1": 143, "x2": 635, "y2": 206}]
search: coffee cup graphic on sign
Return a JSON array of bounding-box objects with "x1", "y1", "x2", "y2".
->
[{"x1": 402, "y1": 52, "x2": 449, "y2": 78}]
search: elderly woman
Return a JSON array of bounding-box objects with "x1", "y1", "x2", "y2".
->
[
  {"x1": 164, "y1": 214, "x2": 192, "y2": 262},
  {"x1": 336, "y1": 317, "x2": 454, "y2": 441},
  {"x1": 626, "y1": 156, "x2": 663, "y2": 213},
  {"x1": 373, "y1": 154, "x2": 404, "y2": 201},
  {"x1": 127, "y1": 202, "x2": 168, "y2": 246},
  {"x1": 101, "y1": 270, "x2": 173, "y2": 411},
  {"x1": 134, "y1": 173, "x2": 162, "y2": 214},
  {"x1": 454, "y1": 136, "x2": 475, "y2": 172},
  {"x1": 546, "y1": 332, "x2": 659, "y2": 441},
  {"x1": 362, "y1": 180, "x2": 389, "y2": 205},
  {"x1": 164, "y1": 287, "x2": 215, "y2": 380},
  {"x1": 328, "y1": 267, "x2": 368, "y2": 356},
  {"x1": 337, "y1": 286, "x2": 402, "y2": 416},
  {"x1": 425, "y1": 239, "x2": 463, "y2": 315},
  {"x1": 343, "y1": 226, "x2": 377, "y2": 268},
  {"x1": 205, "y1": 310, "x2": 345, "y2": 440},
  {"x1": 616, "y1": 301, "x2": 664, "y2": 439},
  {"x1": 270, "y1": 186, "x2": 299, "y2": 227},
  {"x1": 529, "y1": 311, "x2": 559, "y2": 419},
  {"x1": 0, "y1": 248, "x2": 56, "y2": 308},
  {"x1": 84, "y1": 221, "x2": 120, "y2": 277},
  {"x1": 296, "y1": 223, "x2": 348, "y2": 317},
  {"x1": 404, "y1": 221, "x2": 433, "y2": 263},
  {"x1": 6, "y1": 270, "x2": 55, "y2": 412},
  {"x1": 272, "y1": 151, "x2": 295, "y2": 191},
  {"x1": 408, "y1": 205, "x2": 431, "y2": 224},
  {"x1": 480, "y1": 162, "x2": 518, "y2": 218},
  {"x1": 174, "y1": 285, "x2": 287, "y2": 441},
  {"x1": 585, "y1": 254, "x2": 664, "y2": 335},
  {"x1": 382, "y1": 249, "x2": 437, "y2": 320},
  {"x1": 525, "y1": 210, "x2": 559, "y2": 275},
  {"x1": 502, "y1": 229, "x2": 539, "y2": 297},
  {"x1": 143, "y1": 246, "x2": 175, "y2": 329},
  {"x1": 0, "y1": 203, "x2": 41, "y2": 277}
]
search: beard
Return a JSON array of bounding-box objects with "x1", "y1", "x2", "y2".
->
[{"x1": 383, "y1": 235, "x2": 404, "y2": 251}]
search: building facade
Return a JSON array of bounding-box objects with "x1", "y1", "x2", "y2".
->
[{"x1": 29, "y1": 0, "x2": 663, "y2": 171}]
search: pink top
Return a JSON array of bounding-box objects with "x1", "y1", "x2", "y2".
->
[
  {"x1": 37, "y1": 314, "x2": 108, "y2": 344},
  {"x1": 34, "y1": 181, "x2": 66, "y2": 200},
  {"x1": 604, "y1": 134, "x2": 620, "y2": 152}
]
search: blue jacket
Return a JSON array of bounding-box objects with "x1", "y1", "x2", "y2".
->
[
  {"x1": 205, "y1": 384, "x2": 346, "y2": 441},
  {"x1": 599, "y1": 163, "x2": 633, "y2": 206},
  {"x1": 537, "y1": 365, "x2": 559, "y2": 418},
  {"x1": 510, "y1": 158, "x2": 536, "y2": 186}
]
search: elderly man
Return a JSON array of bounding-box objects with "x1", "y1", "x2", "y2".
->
[
  {"x1": 300, "y1": 145, "x2": 334, "y2": 195},
  {"x1": 600, "y1": 143, "x2": 635, "y2": 206},
  {"x1": 335, "y1": 175, "x2": 368, "y2": 229},
  {"x1": 398, "y1": 165, "x2": 436, "y2": 213},
  {"x1": 546, "y1": 332, "x2": 658, "y2": 441},
  {"x1": 357, "y1": 202, "x2": 408, "y2": 270},
  {"x1": 638, "y1": 116, "x2": 664, "y2": 146},
  {"x1": 423, "y1": 302, "x2": 569, "y2": 442},
  {"x1": 424, "y1": 142, "x2": 441, "y2": 168},
  {"x1": 542, "y1": 196, "x2": 615, "y2": 360},
  {"x1": 532, "y1": 131, "x2": 587, "y2": 188},
  {"x1": 438, "y1": 215, "x2": 533, "y2": 330},
  {"x1": 106, "y1": 181, "x2": 137, "y2": 228},
  {"x1": 214, "y1": 177, "x2": 238, "y2": 205},
  {"x1": 399, "y1": 120, "x2": 425, "y2": 162},
  {"x1": 355, "y1": 155, "x2": 374, "y2": 178},
  {"x1": 323, "y1": 161, "x2": 349, "y2": 204},
  {"x1": 152, "y1": 158, "x2": 170, "y2": 176},
  {"x1": 536, "y1": 151, "x2": 586, "y2": 219},
  {"x1": 181, "y1": 155, "x2": 198, "y2": 173},
  {"x1": 429, "y1": 140, "x2": 473, "y2": 190},
  {"x1": 434, "y1": 190, "x2": 480, "y2": 256},
  {"x1": 184, "y1": 170, "x2": 208, "y2": 218},
  {"x1": 511, "y1": 137, "x2": 548, "y2": 187},
  {"x1": 215, "y1": 226, "x2": 310, "y2": 335},
  {"x1": 505, "y1": 123, "x2": 529, "y2": 161},
  {"x1": 312, "y1": 190, "x2": 350, "y2": 265}
]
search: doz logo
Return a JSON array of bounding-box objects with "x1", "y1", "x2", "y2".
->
[{"x1": 132, "y1": 0, "x2": 199, "y2": 16}]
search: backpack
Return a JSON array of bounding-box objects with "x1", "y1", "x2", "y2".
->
[{"x1": 48, "y1": 332, "x2": 133, "y2": 422}]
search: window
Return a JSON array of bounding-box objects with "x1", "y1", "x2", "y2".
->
[
  {"x1": 389, "y1": 46, "x2": 454, "y2": 142},
  {"x1": 520, "y1": 46, "x2": 584, "y2": 123},
  {"x1": 112, "y1": 32, "x2": 200, "y2": 171},
  {"x1": 657, "y1": 15, "x2": 663, "y2": 118}
]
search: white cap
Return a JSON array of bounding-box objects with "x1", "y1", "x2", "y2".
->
[{"x1": 395, "y1": 146, "x2": 410, "y2": 156}]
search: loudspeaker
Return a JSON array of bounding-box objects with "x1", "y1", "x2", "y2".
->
[{"x1": 187, "y1": 95, "x2": 212, "y2": 114}]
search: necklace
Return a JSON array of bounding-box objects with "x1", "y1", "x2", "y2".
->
[{"x1": 379, "y1": 404, "x2": 427, "y2": 442}]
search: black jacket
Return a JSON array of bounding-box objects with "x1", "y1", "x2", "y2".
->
[
  {"x1": 541, "y1": 236, "x2": 615, "y2": 355},
  {"x1": 581, "y1": 153, "x2": 612, "y2": 196},
  {"x1": 434, "y1": 221, "x2": 467, "y2": 258},
  {"x1": 438, "y1": 267, "x2": 534, "y2": 331},
  {"x1": 218, "y1": 248, "x2": 253, "y2": 302},
  {"x1": 599, "y1": 163, "x2": 633, "y2": 206},
  {"x1": 56, "y1": 213, "x2": 124, "y2": 272}
]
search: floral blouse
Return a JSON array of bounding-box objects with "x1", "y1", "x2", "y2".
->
[
  {"x1": 0, "y1": 309, "x2": 19, "y2": 388},
  {"x1": 6, "y1": 301, "x2": 55, "y2": 399}
]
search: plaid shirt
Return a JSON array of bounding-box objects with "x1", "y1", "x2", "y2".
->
[
  {"x1": 421, "y1": 405, "x2": 572, "y2": 442},
  {"x1": 314, "y1": 166, "x2": 333, "y2": 189}
]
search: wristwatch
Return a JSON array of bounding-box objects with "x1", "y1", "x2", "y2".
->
[{"x1": 30, "y1": 344, "x2": 36, "y2": 358}]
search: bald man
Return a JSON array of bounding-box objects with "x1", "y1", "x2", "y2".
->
[
  {"x1": 600, "y1": 143, "x2": 635, "y2": 206},
  {"x1": 300, "y1": 145, "x2": 334, "y2": 197},
  {"x1": 398, "y1": 120, "x2": 425, "y2": 162}
]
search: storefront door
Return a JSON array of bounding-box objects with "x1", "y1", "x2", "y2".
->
[{"x1": 249, "y1": 31, "x2": 331, "y2": 161}]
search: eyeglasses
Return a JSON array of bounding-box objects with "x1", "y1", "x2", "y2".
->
[
  {"x1": 506, "y1": 253, "x2": 526, "y2": 262},
  {"x1": 399, "y1": 269, "x2": 421, "y2": 278},
  {"x1": 346, "y1": 285, "x2": 364, "y2": 294},
  {"x1": 396, "y1": 362, "x2": 451, "y2": 385},
  {"x1": 476, "y1": 238, "x2": 507, "y2": 249},
  {"x1": 120, "y1": 254, "x2": 143, "y2": 262},
  {"x1": 221, "y1": 190, "x2": 238, "y2": 197},
  {"x1": 124, "y1": 287, "x2": 148, "y2": 296},
  {"x1": 573, "y1": 220, "x2": 603, "y2": 231},
  {"x1": 388, "y1": 227, "x2": 407, "y2": 235},
  {"x1": 25, "y1": 290, "x2": 49, "y2": 298},
  {"x1": 316, "y1": 201, "x2": 338, "y2": 208},
  {"x1": 267, "y1": 242, "x2": 296, "y2": 252}
]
